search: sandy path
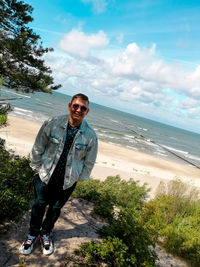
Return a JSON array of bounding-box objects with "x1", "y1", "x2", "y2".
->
[{"x1": 0, "y1": 198, "x2": 105, "y2": 266}]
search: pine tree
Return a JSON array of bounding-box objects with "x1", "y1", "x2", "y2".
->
[{"x1": 0, "y1": 0, "x2": 61, "y2": 93}]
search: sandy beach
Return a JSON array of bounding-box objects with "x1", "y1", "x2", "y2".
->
[{"x1": 1, "y1": 115, "x2": 200, "y2": 198}]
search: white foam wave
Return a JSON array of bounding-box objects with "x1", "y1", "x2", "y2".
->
[
  {"x1": 123, "y1": 136, "x2": 137, "y2": 144},
  {"x1": 154, "y1": 152, "x2": 167, "y2": 157},
  {"x1": 124, "y1": 134, "x2": 135, "y2": 139},
  {"x1": 162, "y1": 145, "x2": 189, "y2": 155},
  {"x1": 13, "y1": 111, "x2": 28, "y2": 116},
  {"x1": 138, "y1": 127, "x2": 148, "y2": 131},
  {"x1": 14, "y1": 107, "x2": 33, "y2": 113},
  {"x1": 110, "y1": 119, "x2": 119, "y2": 124},
  {"x1": 4, "y1": 89, "x2": 31, "y2": 98},
  {"x1": 98, "y1": 133, "x2": 115, "y2": 139},
  {"x1": 136, "y1": 138, "x2": 158, "y2": 147},
  {"x1": 11, "y1": 108, "x2": 48, "y2": 123},
  {"x1": 185, "y1": 154, "x2": 200, "y2": 161}
]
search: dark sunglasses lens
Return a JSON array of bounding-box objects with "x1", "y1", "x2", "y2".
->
[
  {"x1": 81, "y1": 106, "x2": 87, "y2": 112},
  {"x1": 72, "y1": 104, "x2": 87, "y2": 112},
  {"x1": 73, "y1": 104, "x2": 79, "y2": 110}
]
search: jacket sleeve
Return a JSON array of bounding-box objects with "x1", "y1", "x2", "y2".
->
[
  {"x1": 79, "y1": 134, "x2": 98, "y2": 181},
  {"x1": 30, "y1": 119, "x2": 51, "y2": 171}
]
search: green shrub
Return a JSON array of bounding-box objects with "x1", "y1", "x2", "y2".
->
[
  {"x1": 0, "y1": 114, "x2": 7, "y2": 126},
  {"x1": 143, "y1": 179, "x2": 200, "y2": 266},
  {"x1": 0, "y1": 138, "x2": 34, "y2": 224},
  {"x1": 0, "y1": 102, "x2": 11, "y2": 127},
  {"x1": 73, "y1": 176, "x2": 157, "y2": 266},
  {"x1": 162, "y1": 209, "x2": 200, "y2": 265},
  {"x1": 73, "y1": 175, "x2": 149, "y2": 221},
  {"x1": 75, "y1": 237, "x2": 130, "y2": 266}
]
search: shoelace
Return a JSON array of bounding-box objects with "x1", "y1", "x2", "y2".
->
[
  {"x1": 42, "y1": 235, "x2": 50, "y2": 249},
  {"x1": 24, "y1": 235, "x2": 35, "y2": 249}
]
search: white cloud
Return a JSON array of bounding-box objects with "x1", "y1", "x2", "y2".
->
[
  {"x1": 188, "y1": 108, "x2": 199, "y2": 116},
  {"x1": 179, "y1": 98, "x2": 198, "y2": 109},
  {"x1": 81, "y1": 0, "x2": 107, "y2": 14},
  {"x1": 59, "y1": 29, "x2": 109, "y2": 58},
  {"x1": 111, "y1": 42, "x2": 200, "y2": 100},
  {"x1": 46, "y1": 32, "x2": 200, "y2": 131}
]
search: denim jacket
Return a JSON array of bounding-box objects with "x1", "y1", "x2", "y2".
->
[{"x1": 30, "y1": 115, "x2": 98, "y2": 190}]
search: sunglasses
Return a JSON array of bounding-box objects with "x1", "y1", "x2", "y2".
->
[{"x1": 72, "y1": 104, "x2": 88, "y2": 112}]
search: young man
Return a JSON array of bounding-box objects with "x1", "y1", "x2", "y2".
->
[{"x1": 20, "y1": 93, "x2": 98, "y2": 255}]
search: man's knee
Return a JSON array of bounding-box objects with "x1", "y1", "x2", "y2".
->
[{"x1": 33, "y1": 198, "x2": 47, "y2": 209}]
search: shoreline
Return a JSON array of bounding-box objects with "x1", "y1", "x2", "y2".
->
[{"x1": 1, "y1": 115, "x2": 200, "y2": 197}]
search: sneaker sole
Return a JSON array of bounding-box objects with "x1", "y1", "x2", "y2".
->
[
  {"x1": 19, "y1": 245, "x2": 33, "y2": 255},
  {"x1": 19, "y1": 237, "x2": 37, "y2": 255}
]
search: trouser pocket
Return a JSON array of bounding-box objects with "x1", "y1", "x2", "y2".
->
[{"x1": 33, "y1": 174, "x2": 48, "y2": 200}]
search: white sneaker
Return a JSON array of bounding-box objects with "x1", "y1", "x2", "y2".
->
[
  {"x1": 19, "y1": 234, "x2": 37, "y2": 255},
  {"x1": 40, "y1": 234, "x2": 54, "y2": 255}
]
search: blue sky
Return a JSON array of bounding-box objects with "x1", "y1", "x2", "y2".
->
[{"x1": 27, "y1": 0, "x2": 200, "y2": 133}]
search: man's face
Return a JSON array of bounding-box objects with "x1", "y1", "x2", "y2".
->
[{"x1": 68, "y1": 97, "x2": 89, "y2": 125}]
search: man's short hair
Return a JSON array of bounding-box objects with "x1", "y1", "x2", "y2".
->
[{"x1": 71, "y1": 93, "x2": 89, "y2": 104}]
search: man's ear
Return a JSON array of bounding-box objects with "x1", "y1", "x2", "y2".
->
[
  {"x1": 86, "y1": 107, "x2": 89, "y2": 115},
  {"x1": 68, "y1": 103, "x2": 71, "y2": 110}
]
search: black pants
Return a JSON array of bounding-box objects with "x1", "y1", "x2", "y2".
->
[{"x1": 29, "y1": 174, "x2": 76, "y2": 236}]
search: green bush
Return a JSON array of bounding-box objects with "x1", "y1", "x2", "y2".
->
[
  {"x1": 75, "y1": 237, "x2": 130, "y2": 266},
  {"x1": 73, "y1": 176, "x2": 157, "y2": 266},
  {"x1": 0, "y1": 138, "x2": 34, "y2": 224},
  {"x1": 143, "y1": 179, "x2": 200, "y2": 266},
  {"x1": 0, "y1": 102, "x2": 11, "y2": 127},
  {"x1": 163, "y1": 214, "x2": 200, "y2": 262},
  {"x1": 0, "y1": 114, "x2": 7, "y2": 126},
  {"x1": 73, "y1": 175, "x2": 149, "y2": 221}
]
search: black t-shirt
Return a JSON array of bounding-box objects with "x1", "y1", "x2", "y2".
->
[{"x1": 48, "y1": 123, "x2": 79, "y2": 189}]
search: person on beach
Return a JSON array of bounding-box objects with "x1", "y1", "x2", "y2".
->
[{"x1": 20, "y1": 93, "x2": 98, "y2": 255}]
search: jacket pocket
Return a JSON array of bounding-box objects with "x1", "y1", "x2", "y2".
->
[
  {"x1": 75, "y1": 143, "x2": 87, "y2": 161},
  {"x1": 49, "y1": 137, "x2": 60, "y2": 144}
]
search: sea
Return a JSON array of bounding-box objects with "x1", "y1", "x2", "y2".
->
[{"x1": 1, "y1": 88, "x2": 200, "y2": 168}]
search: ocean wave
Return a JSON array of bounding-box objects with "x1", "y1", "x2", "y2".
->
[
  {"x1": 110, "y1": 119, "x2": 120, "y2": 124},
  {"x1": 169, "y1": 136, "x2": 178, "y2": 141},
  {"x1": 13, "y1": 111, "x2": 31, "y2": 117},
  {"x1": 4, "y1": 89, "x2": 31, "y2": 99},
  {"x1": 162, "y1": 145, "x2": 189, "y2": 155},
  {"x1": 11, "y1": 108, "x2": 48, "y2": 122},
  {"x1": 122, "y1": 135, "x2": 137, "y2": 143},
  {"x1": 14, "y1": 107, "x2": 33, "y2": 113},
  {"x1": 185, "y1": 154, "x2": 200, "y2": 162},
  {"x1": 146, "y1": 139, "x2": 157, "y2": 145},
  {"x1": 124, "y1": 134, "x2": 135, "y2": 139},
  {"x1": 154, "y1": 151, "x2": 167, "y2": 157},
  {"x1": 98, "y1": 133, "x2": 115, "y2": 139},
  {"x1": 138, "y1": 127, "x2": 148, "y2": 131},
  {"x1": 135, "y1": 137, "x2": 158, "y2": 147},
  {"x1": 100, "y1": 130, "x2": 109, "y2": 133}
]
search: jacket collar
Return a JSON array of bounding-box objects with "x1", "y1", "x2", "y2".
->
[{"x1": 60, "y1": 114, "x2": 87, "y2": 133}]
